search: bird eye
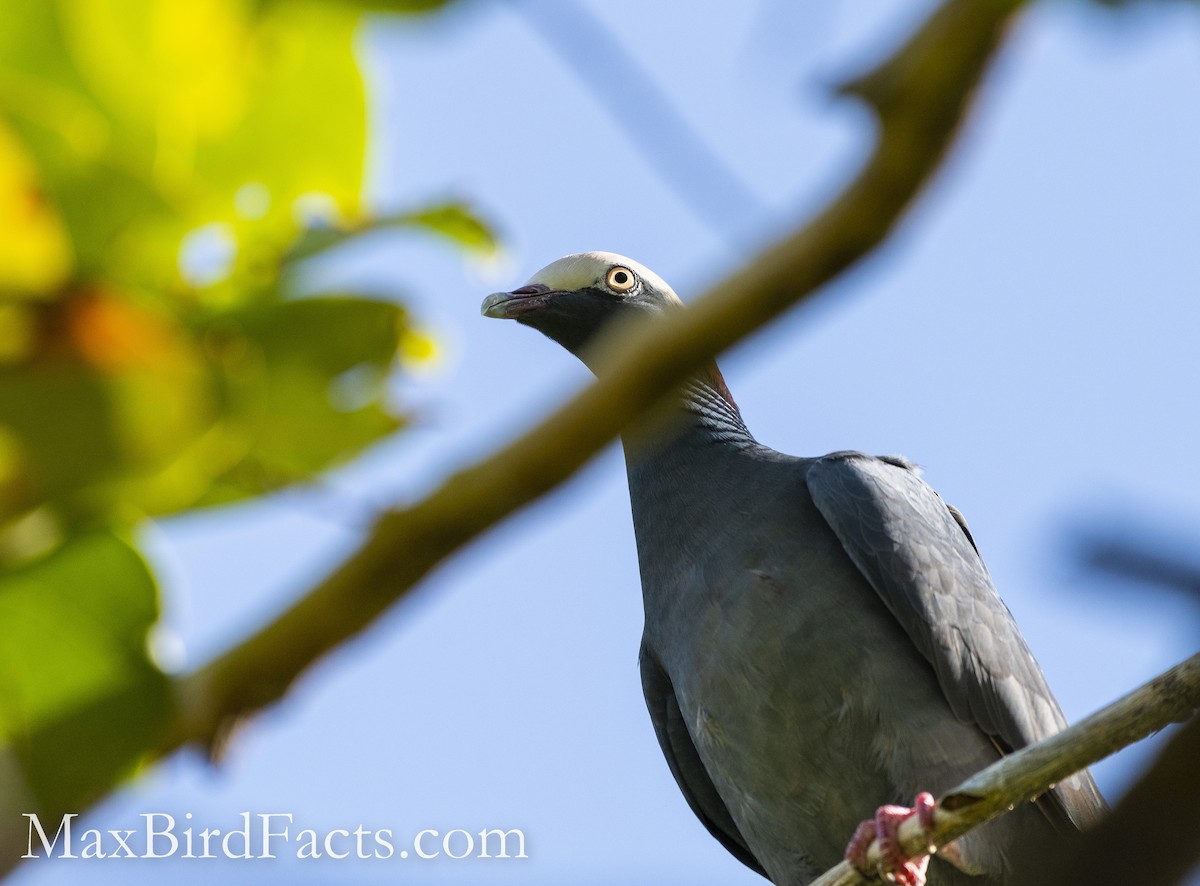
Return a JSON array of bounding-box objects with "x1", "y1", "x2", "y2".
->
[{"x1": 605, "y1": 265, "x2": 638, "y2": 293}]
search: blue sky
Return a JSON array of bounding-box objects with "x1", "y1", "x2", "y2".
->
[{"x1": 13, "y1": 1, "x2": 1200, "y2": 883}]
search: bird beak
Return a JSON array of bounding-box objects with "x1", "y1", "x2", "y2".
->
[{"x1": 481, "y1": 283, "x2": 555, "y2": 319}]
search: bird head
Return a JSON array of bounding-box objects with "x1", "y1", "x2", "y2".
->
[{"x1": 481, "y1": 252, "x2": 684, "y2": 371}]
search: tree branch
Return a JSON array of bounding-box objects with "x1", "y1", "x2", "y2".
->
[
  {"x1": 1017, "y1": 713, "x2": 1200, "y2": 886},
  {"x1": 163, "y1": 0, "x2": 1022, "y2": 755},
  {"x1": 810, "y1": 652, "x2": 1200, "y2": 886}
]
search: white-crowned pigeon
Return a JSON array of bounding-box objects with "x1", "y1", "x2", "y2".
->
[{"x1": 481, "y1": 252, "x2": 1106, "y2": 885}]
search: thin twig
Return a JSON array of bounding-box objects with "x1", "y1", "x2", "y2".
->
[{"x1": 810, "y1": 652, "x2": 1200, "y2": 886}]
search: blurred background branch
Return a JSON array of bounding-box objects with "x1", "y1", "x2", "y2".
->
[
  {"x1": 1018, "y1": 715, "x2": 1200, "y2": 886},
  {"x1": 1075, "y1": 521, "x2": 1200, "y2": 612},
  {"x1": 502, "y1": 0, "x2": 766, "y2": 242}
]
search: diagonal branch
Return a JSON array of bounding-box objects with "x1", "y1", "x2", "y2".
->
[
  {"x1": 810, "y1": 652, "x2": 1200, "y2": 886},
  {"x1": 163, "y1": 0, "x2": 1023, "y2": 756}
]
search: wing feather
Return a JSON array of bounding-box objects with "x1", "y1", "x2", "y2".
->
[{"x1": 806, "y1": 452, "x2": 1105, "y2": 827}]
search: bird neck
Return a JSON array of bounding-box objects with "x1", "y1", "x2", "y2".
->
[
  {"x1": 680, "y1": 361, "x2": 752, "y2": 443},
  {"x1": 621, "y1": 362, "x2": 757, "y2": 631},
  {"x1": 622, "y1": 360, "x2": 754, "y2": 459}
]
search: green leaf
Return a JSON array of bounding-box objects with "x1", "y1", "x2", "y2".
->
[
  {"x1": 0, "y1": 287, "x2": 415, "y2": 522},
  {"x1": 0, "y1": 2, "x2": 170, "y2": 282},
  {"x1": 0, "y1": 531, "x2": 169, "y2": 816},
  {"x1": 396, "y1": 201, "x2": 499, "y2": 255},
  {"x1": 286, "y1": 200, "x2": 500, "y2": 263},
  {"x1": 259, "y1": 0, "x2": 461, "y2": 13},
  {"x1": 190, "y1": 1, "x2": 368, "y2": 225},
  {"x1": 197, "y1": 294, "x2": 407, "y2": 503},
  {"x1": 0, "y1": 1, "x2": 419, "y2": 524},
  {"x1": 0, "y1": 120, "x2": 74, "y2": 295},
  {"x1": 0, "y1": 0, "x2": 371, "y2": 292},
  {"x1": 0, "y1": 289, "x2": 215, "y2": 526}
]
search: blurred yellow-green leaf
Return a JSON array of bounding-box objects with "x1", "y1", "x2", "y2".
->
[
  {"x1": 0, "y1": 0, "x2": 368, "y2": 291},
  {"x1": 0, "y1": 2, "x2": 171, "y2": 285},
  {"x1": 0, "y1": 286, "x2": 413, "y2": 524},
  {"x1": 0, "y1": 0, "x2": 487, "y2": 849},
  {"x1": 0, "y1": 287, "x2": 212, "y2": 526},
  {"x1": 286, "y1": 200, "x2": 499, "y2": 263},
  {"x1": 0, "y1": 531, "x2": 169, "y2": 815},
  {"x1": 0, "y1": 121, "x2": 73, "y2": 295},
  {"x1": 0, "y1": 0, "x2": 491, "y2": 530},
  {"x1": 196, "y1": 294, "x2": 408, "y2": 504},
  {"x1": 399, "y1": 325, "x2": 439, "y2": 365},
  {"x1": 402, "y1": 201, "x2": 499, "y2": 255},
  {"x1": 261, "y1": 0, "x2": 462, "y2": 14}
]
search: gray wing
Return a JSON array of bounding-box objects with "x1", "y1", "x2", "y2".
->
[
  {"x1": 639, "y1": 642, "x2": 767, "y2": 878},
  {"x1": 806, "y1": 451, "x2": 1106, "y2": 828}
]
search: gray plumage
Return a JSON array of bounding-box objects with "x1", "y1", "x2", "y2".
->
[{"x1": 482, "y1": 252, "x2": 1105, "y2": 885}]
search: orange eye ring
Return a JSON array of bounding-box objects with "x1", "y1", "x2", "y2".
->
[{"x1": 605, "y1": 265, "x2": 637, "y2": 293}]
